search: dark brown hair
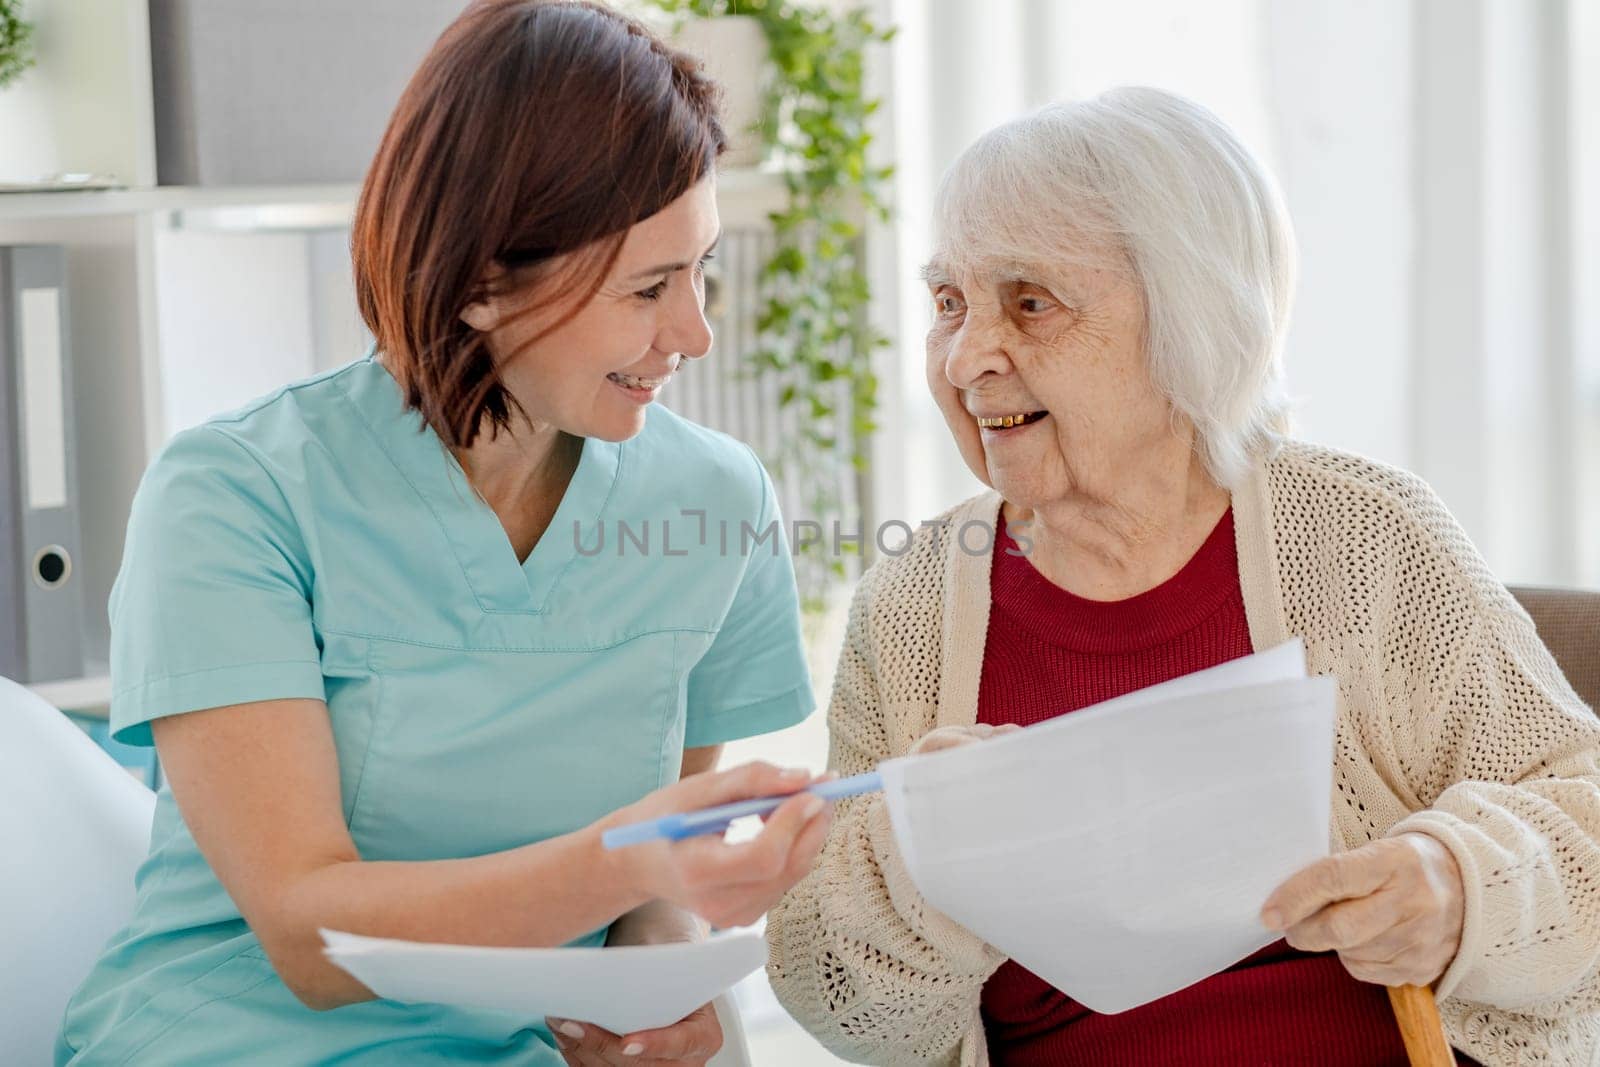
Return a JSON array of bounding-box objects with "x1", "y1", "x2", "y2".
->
[{"x1": 352, "y1": 0, "x2": 726, "y2": 448}]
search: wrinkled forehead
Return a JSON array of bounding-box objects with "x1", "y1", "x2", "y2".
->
[
  {"x1": 921, "y1": 244, "x2": 1133, "y2": 296},
  {"x1": 920, "y1": 253, "x2": 1110, "y2": 292},
  {"x1": 927, "y1": 183, "x2": 1130, "y2": 292}
]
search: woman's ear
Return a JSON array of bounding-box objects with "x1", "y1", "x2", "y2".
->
[
  {"x1": 460, "y1": 262, "x2": 509, "y2": 332},
  {"x1": 460, "y1": 298, "x2": 498, "y2": 332}
]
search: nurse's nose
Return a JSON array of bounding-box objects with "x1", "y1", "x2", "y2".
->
[{"x1": 658, "y1": 268, "x2": 713, "y2": 361}]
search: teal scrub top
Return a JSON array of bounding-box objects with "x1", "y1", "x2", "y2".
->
[{"x1": 58, "y1": 356, "x2": 814, "y2": 1065}]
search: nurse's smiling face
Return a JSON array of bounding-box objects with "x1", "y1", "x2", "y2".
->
[{"x1": 464, "y1": 178, "x2": 721, "y2": 443}]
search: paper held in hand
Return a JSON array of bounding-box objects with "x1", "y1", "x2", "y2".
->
[
  {"x1": 320, "y1": 928, "x2": 766, "y2": 1034},
  {"x1": 879, "y1": 638, "x2": 1337, "y2": 1014}
]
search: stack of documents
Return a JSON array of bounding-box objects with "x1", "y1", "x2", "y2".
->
[
  {"x1": 879, "y1": 639, "x2": 1336, "y2": 1013},
  {"x1": 321, "y1": 928, "x2": 766, "y2": 1033}
]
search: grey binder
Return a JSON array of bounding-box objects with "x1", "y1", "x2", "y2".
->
[{"x1": 0, "y1": 245, "x2": 86, "y2": 684}]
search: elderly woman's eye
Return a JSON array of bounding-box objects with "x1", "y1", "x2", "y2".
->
[
  {"x1": 1018, "y1": 293, "x2": 1055, "y2": 314},
  {"x1": 933, "y1": 289, "x2": 965, "y2": 316}
]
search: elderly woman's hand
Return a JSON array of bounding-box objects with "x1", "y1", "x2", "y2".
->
[
  {"x1": 912, "y1": 723, "x2": 1023, "y2": 756},
  {"x1": 1260, "y1": 833, "x2": 1465, "y2": 987}
]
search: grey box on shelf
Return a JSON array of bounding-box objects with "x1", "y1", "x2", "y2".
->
[{"x1": 149, "y1": 0, "x2": 469, "y2": 186}]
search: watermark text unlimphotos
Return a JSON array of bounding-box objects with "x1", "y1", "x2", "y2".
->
[{"x1": 573, "y1": 511, "x2": 1034, "y2": 559}]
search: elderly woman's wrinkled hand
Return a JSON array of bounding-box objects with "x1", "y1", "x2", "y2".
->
[
  {"x1": 1260, "y1": 833, "x2": 1465, "y2": 987},
  {"x1": 911, "y1": 723, "x2": 1024, "y2": 756}
]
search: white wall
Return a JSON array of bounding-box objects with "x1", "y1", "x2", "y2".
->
[
  {"x1": 1266, "y1": 1, "x2": 1415, "y2": 467},
  {"x1": 1576, "y1": 0, "x2": 1600, "y2": 586},
  {"x1": 1480, "y1": 0, "x2": 1567, "y2": 582},
  {"x1": 151, "y1": 228, "x2": 318, "y2": 437},
  {"x1": 147, "y1": 223, "x2": 368, "y2": 442},
  {"x1": 1410, "y1": 0, "x2": 1582, "y2": 585}
]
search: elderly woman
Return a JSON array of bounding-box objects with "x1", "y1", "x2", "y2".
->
[{"x1": 765, "y1": 87, "x2": 1600, "y2": 1065}]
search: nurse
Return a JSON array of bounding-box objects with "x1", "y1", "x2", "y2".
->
[{"x1": 58, "y1": 2, "x2": 827, "y2": 1064}]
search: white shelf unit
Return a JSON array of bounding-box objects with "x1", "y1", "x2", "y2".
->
[
  {"x1": 0, "y1": 184, "x2": 361, "y2": 223},
  {"x1": 2, "y1": 2, "x2": 793, "y2": 715},
  {"x1": 0, "y1": 169, "x2": 792, "y2": 227}
]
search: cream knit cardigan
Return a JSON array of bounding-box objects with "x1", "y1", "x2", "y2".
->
[{"x1": 766, "y1": 442, "x2": 1600, "y2": 1066}]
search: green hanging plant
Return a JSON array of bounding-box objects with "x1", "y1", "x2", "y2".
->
[
  {"x1": 644, "y1": 0, "x2": 895, "y2": 611},
  {"x1": 0, "y1": 0, "x2": 35, "y2": 90}
]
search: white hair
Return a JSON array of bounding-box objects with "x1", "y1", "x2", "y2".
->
[{"x1": 931, "y1": 86, "x2": 1297, "y2": 489}]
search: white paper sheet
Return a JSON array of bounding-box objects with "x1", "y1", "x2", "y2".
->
[
  {"x1": 321, "y1": 929, "x2": 767, "y2": 1034},
  {"x1": 880, "y1": 640, "x2": 1337, "y2": 1013}
]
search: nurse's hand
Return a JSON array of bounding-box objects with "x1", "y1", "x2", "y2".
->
[
  {"x1": 602, "y1": 761, "x2": 833, "y2": 929},
  {"x1": 547, "y1": 1003, "x2": 721, "y2": 1065}
]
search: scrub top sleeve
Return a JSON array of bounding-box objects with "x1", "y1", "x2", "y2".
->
[
  {"x1": 683, "y1": 452, "x2": 815, "y2": 748},
  {"x1": 108, "y1": 426, "x2": 325, "y2": 746}
]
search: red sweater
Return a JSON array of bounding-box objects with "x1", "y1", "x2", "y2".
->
[{"x1": 976, "y1": 510, "x2": 1414, "y2": 1066}]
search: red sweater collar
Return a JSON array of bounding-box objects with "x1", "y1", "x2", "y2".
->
[{"x1": 991, "y1": 509, "x2": 1240, "y2": 653}]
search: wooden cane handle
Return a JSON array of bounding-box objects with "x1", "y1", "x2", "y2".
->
[{"x1": 1387, "y1": 984, "x2": 1455, "y2": 1066}]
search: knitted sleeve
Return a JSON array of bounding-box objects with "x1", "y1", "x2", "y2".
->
[
  {"x1": 765, "y1": 573, "x2": 1003, "y2": 1065},
  {"x1": 1371, "y1": 476, "x2": 1600, "y2": 1015},
  {"x1": 1392, "y1": 602, "x2": 1600, "y2": 1013}
]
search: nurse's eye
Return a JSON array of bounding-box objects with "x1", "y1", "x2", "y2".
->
[{"x1": 635, "y1": 278, "x2": 669, "y2": 302}]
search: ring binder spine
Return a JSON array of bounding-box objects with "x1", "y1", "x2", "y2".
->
[{"x1": 1, "y1": 245, "x2": 87, "y2": 684}]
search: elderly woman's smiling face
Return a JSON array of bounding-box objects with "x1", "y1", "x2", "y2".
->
[{"x1": 925, "y1": 251, "x2": 1174, "y2": 510}]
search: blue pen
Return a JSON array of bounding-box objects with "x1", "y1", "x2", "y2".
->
[{"x1": 601, "y1": 771, "x2": 883, "y2": 849}]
